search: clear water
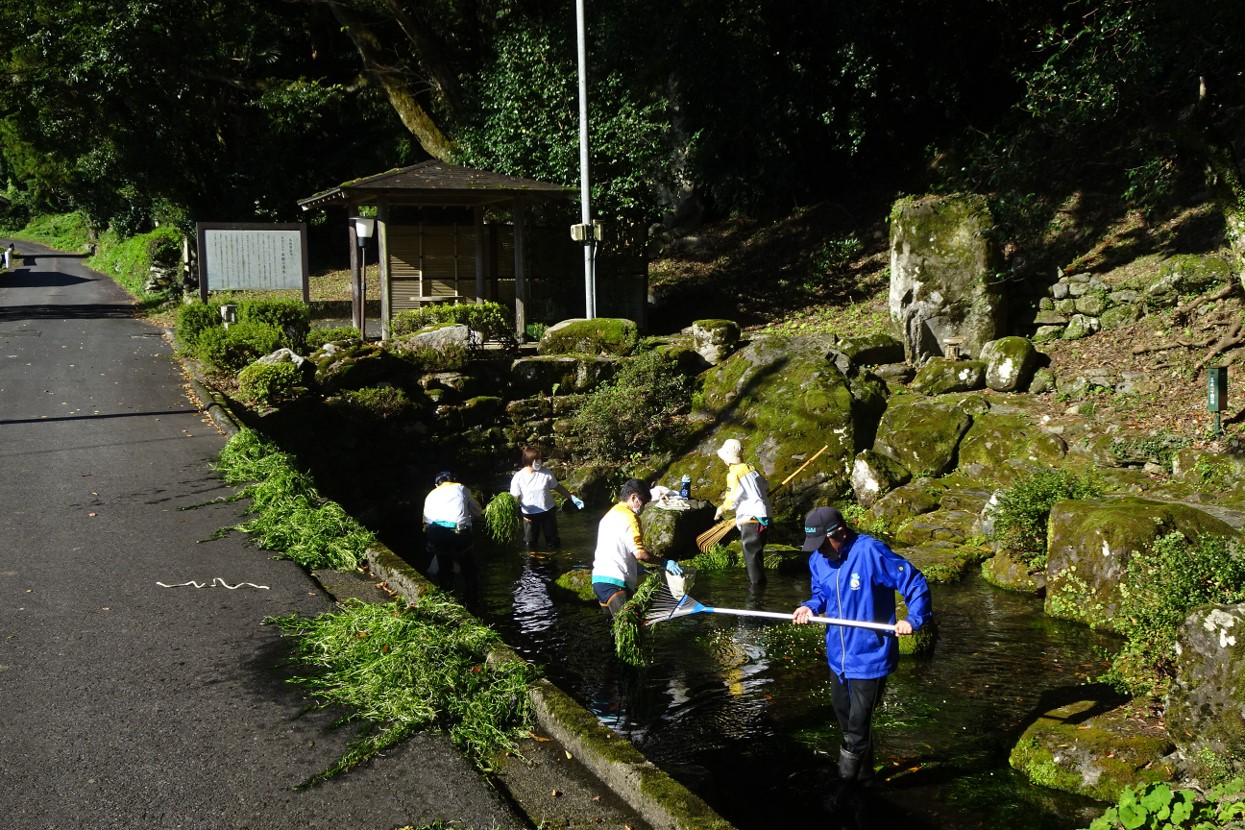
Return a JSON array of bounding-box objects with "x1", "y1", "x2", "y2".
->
[{"x1": 462, "y1": 510, "x2": 1119, "y2": 830}]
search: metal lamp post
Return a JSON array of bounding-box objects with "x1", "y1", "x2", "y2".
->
[
  {"x1": 574, "y1": 0, "x2": 596, "y2": 319},
  {"x1": 351, "y1": 215, "x2": 376, "y2": 339}
]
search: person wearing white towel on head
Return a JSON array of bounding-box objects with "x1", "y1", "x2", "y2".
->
[
  {"x1": 423, "y1": 470, "x2": 483, "y2": 591},
  {"x1": 712, "y1": 438, "x2": 771, "y2": 587}
]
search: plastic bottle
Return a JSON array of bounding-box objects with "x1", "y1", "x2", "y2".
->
[{"x1": 679, "y1": 474, "x2": 691, "y2": 499}]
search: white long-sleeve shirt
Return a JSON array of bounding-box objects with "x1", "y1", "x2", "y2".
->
[{"x1": 423, "y1": 482, "x2": 482, "y2": 528}]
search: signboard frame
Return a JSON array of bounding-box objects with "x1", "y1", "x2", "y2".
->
[{"x1": 196, "y1": 222, "x2": 310, "y2": 303}]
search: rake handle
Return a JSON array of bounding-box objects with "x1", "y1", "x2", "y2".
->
[{"x1": 704, "y1": 606, "x2": 897, "y2": 633}]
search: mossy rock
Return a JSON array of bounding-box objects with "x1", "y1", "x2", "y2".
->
[
  {"x1": 980, "y1": 336, "x2": 1040, "y2": 393},
  {"x1": 509, "y1": 355, "x2": 621, "y2": 396},
  {"x1": 1142, "y1": 254, "x2": 1235, "y2": 306},
  {"x1": 313, "y1": 342, "x2": 422, "y2": 395},
  {"x1": 691, "y1": 318, "x2": 741, "y2": 364},
  {"x1": 1166, "y1": 603, "x2": 1245, "y2": 766},
  {"x1": 957, "y1": 411, "x2": 1068, "y2": 469},
  {"x1": 552, "y1": 568, "x2": 596, "y2": 603},
  {"x1": 1171, "y1": 447, "x2": 1245, "y2": 501},
  {"x1": 900, "y1": 541, "x2": 987, "y2": 583},
  {"x1": 873, "y1": 395, "x2": 974, "y2": 478},
  {"x1": 641, "y1": 499, "x2": 716, "y2": 559},
  {"x1": 850, "y1": 449, "x2": 912, "y2": 508},
  {"x1": 1045, "y1": 497, "x2": 1241, "y2": 631},
  {"x1": 681, "y1": 334, "x2": 857, "y2": 506},
  {"x1": 893, "y1": 509, "x2": 979, "y2": 548},
  {"x1": 871, "y1": 481, "x2": 943, "y2": 528},
  {"x1": 538, "y1": 318, "x2": 639, "y2": 357},
  {"x1": 980, "y1": 551, "x2": 1045, "y2": 595},
  {"x1": 1009, "y1": 695, "x2": 1176, "y2": 803},
  {"x1": 896, "y1": 593, "x2": 937, "y2": 656},
  {"x1": 910, "y1": 358, "x2": 986, "y2": 395}
]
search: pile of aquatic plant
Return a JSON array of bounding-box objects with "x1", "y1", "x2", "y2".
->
[
  {"x1": 1086, "y1": 778, "x2": 1245, "y2": 830},
  {"x1": 990, "y1": 468, "x2": 1104, "y2": 569},
  {"x1": 212, "y1": 429, "x2": 373, "y2": 570},
  {"x1": 612, "y1": 571, "x2": 664, "y2": 665},
  {"x1": 268, "y1": 596, "x2": 539, "y2": 784},
  {"x1": 483, "y1": 492, "x2": 520, "y2": 544},
  {"x1": 1103, "y1": 531, "x2": 1245, "y2": 697}
]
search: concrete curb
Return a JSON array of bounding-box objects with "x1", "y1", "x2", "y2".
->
[{"x1": 365, "y1": 543, "x2": 735, "y2": 830}]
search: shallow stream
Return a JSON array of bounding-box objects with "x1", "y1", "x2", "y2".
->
[{"x1": 460, "y1": 510, "x2": 1120, "y2": 830}]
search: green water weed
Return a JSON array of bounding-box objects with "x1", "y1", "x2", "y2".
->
[
  {"x1": 484, "y1": 492, "x2": 521, "y2": 545},
  {"x1": 612, "y1": 571, "x2": 663, "y2": 665},
  {"x1": 269, "y1": 596, "x2": 539, "y2": 785}
]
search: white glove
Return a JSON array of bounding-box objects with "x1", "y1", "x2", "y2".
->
[
  {"x1": 664, "y1": 559, "x2": 683, "y2": 575},
  {"x1": 713, "y1": 507, "x2": 723, "y2": 521},
  {"x1": 571, "y1": 495, "x2": 585, "y2": 510}
]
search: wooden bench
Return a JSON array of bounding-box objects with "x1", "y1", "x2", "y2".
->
[{"x1": 405, "y1": 294, "x2": 464, "y2": 307}]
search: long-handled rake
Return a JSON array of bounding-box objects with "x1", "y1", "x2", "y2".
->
[
  {"x1": 645, "y1": 572, "x2": 896, "y2": 633},
  {"x1": 694, "y1": 443, "x2": 830, "y2": 552}
]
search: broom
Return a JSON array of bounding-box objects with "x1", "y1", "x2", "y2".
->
[
  {"x1": 646, "y1": 574, "x2": 896, "y2": 633},
  {"x1": 694, "y1": 443, "x2": 829, "y2": 552}
]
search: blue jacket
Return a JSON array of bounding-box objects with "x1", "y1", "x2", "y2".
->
[{"x1": 801, "y1": 533, "x2": 932, "y2": 680}]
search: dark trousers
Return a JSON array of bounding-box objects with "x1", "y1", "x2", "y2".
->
[
  {"x1": 522, "y1": 508, "x2": 561, "y2": 552},
  {"x1": 830, "y1": 673, "x2": 886, "y2": 761},
  {"x1": 741, "y1": 521, "x2": 767, "y2": 586},
  {"x1": 426, "y1": 524, "x2": 477, "y2": 591}
]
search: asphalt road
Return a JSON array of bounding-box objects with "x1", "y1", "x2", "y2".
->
[{"x1": 0, "y1": 243, "x2": 524, "y2": 830}]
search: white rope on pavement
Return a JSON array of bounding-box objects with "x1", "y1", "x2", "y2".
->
[{"x1": 157, "y1": 578, "x2": 270, "y2": 590}]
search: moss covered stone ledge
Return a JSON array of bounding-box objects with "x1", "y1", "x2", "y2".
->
[{"x1": 538, "y1": 318, "x2": 639, "y2": 357}]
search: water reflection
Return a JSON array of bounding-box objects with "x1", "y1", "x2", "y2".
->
[{"x1": 470, "y1": 509, "x2": 1117, "y2": 830}]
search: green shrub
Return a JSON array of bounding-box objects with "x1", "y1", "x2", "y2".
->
[
  {"x1": 1103, "y1": 532, "x2": 1245, "y2": 697},
  {"x1": 237, "y1": 360, "x2": 305, "y2": 406},
  {"x1": 176, "y1": 301, "x2": 223, "y2": 351},
  {"x1": 1087, "y1": 778, "x2": 1245, "y2": 830},
  {"x1": 237, "y1": 298, "x2": 310, "y2": 352},
  {"x1": 391, "y1": 301, "x2": 513, "y2": 343},
  {"x1": 990, "y1": 469, "x2": 1104, "y2": 569},
  {"x1": 525, "y1": 321, "x2": 548, "y2": 341},
  {"x1": 307, "y1": 326, "x2": 360, "y2": 351},
  {"x1": 331, "y1": 386, "x2": 416, "y2": 420},
  {"x1": 563, "y1": 349, "x2": 690, "y2": 463},
  {"x1": 195, "y1": 320, "x2": 283, "y2": 373},
  {"x1": 92, "y1": 224, "x2": 185, "y2": 297}
]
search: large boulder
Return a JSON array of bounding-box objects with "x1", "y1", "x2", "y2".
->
[
  {"x1": 980, "y1": 336, "x2": 1040, "y2": 392},
  {"x1": 641, "y1": 498, "x2": 716, "y2": 559},
  {"x1": 889, "y1": 194, "x2": 1006, "y2": 365},
  {"x1": 850, "y1": 449, "x2": 912, "y2": 508},
  {"x1": 679, "y1": 334, "x2": 858, "y2": 509},
  {"x1": 539, "y1": 318, "x2": 639, "y2": 356},
  {"x1": 910, "y1": 358, "x2": 986, "y2": 395},
  {"x1": 872, "y1": 394, "x2": 975, "y2": 478},
  {"x1": 1165, "y1": 603, "x2": 1245, "y2": 770},
  {"x1": 825, "y1": 332, "x2": 906, "y2": 375},
  {"x1": 1142, "y1": 254, "x2": 1235, "y2": 308},
  {"x1": 1009, "y1": 693, "x2": 1176, "y2": 803},
  {"x1": 1045, "y1": 498, "x2": 1241, "y2": 631},
  {"x1": 956, "y1": 411, "x2": 1068, "y2": 469},
  {"x1": 509, "y1": 355, "x2": 620, "y2": 396}
]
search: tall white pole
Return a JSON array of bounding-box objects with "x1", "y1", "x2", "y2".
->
[{"x1": 575, "y1": 0, "x2": 596, "y2": 319}]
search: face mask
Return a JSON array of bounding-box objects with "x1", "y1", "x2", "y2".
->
[{"x1": 531, "y1": 460, "x2": 542, "y2": 471}]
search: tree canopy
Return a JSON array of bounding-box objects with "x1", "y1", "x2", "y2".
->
[{"x1": 2, "y1": 0, "x2": 1243, "y2": 248}]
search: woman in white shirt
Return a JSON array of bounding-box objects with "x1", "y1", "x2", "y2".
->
[{"x1": 509, "y1": 446, "x2": 583, "y2": 553}]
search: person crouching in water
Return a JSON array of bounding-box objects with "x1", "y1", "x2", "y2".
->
[
  {"x1": 422, "y1": 470, "x2": 483, "y2": 592},
  {"x1": 713, "y1": 438, "x2": 771, "y2": 587},
  {"x1": 591, "y1": 478, "x2": 682, "y2": 617},
  {"x1": 793, "y1": 506, "x2": 931, "y2": 794},
  {"x1": 509, "y1": 445, "x2": 583, "y2": 554}
]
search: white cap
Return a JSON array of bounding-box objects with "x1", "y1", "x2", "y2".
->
[{"x1": 716, "y1": 438, "x2": 742, "y2": 465}]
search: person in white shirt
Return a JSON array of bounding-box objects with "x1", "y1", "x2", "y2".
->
[
  {"x1": 712, "y1": 438, "x2": 772, "y2": 587},
  {"x1": 422, "y1": 470, "x2": 483, "y2": 591},
  {"x1": 590, "y1": 478, "x2": 682, "y2": 617},
  {"x1": 509, "y1": 446, "x2": 583, "y2": 554}
]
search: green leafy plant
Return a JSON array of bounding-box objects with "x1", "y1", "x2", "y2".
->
[
  {"x1": 562, "y1": 350, "x2": 690, "y2": 463},
  {"x1": 306, "y1": 325, "x2": 360, "y2": 351},
  {"x1": 1087, "y1": 778, "x2": 1245, "y2": 830},
  {"x1": 1102, "y1": 532, "x2": 1245, "y2": 697},
  {"x1": 990, "y1": 469, "x2": 1105, "y2": 569},
  {"x1": 195, "y1": 320, "x2": 283, "y2": 373},
  {"x1": 612, "y1": 571, "x2": 663, "y2": 665},
  {"x1": 176, "y1": 300, "x2": 224, "y2": 352},
  {"x1": 268, "y1": 595, "x2": 539, "y2": 784},
  {"x1": 390, "y1": 301, "x2": 514, "y2": 346},
  {"x1": 237, "y1": 360, "x2": 305, "y2": 406},
  {"x1": 237, "y1": 297, "x2": 310, "y2": 353}
]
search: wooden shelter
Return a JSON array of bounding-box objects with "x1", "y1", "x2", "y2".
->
[{"x1": 299, "y1": 160, "x2": 644, "y2": 340}]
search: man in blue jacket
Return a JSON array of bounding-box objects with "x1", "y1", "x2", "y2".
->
[{"x1": 793, "y1": 506, "x2": 932, "y2": 790}]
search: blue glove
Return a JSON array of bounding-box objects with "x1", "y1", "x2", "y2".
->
[
  {"x1": 571, "y1": 495, "x2": 585, "y2": 510},
  {"x1": 664, "y1": 559, "x2": 683, "y2": 575}
]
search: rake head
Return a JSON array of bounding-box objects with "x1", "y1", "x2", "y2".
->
[{"x1": 645, "y1": 572, "x2": 705, "y2": 626}]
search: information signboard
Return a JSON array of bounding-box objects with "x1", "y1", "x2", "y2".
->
[{"x1": 196, "y1": 222, "x2": 309, "y2": 302}]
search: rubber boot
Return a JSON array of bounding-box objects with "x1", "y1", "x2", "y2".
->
[
  {"x1": 832, "y1": 747, "x2": 862, "y2": 810},
  {"x1": 856, "y1": 743, "x2": 875, "y2": 786}
]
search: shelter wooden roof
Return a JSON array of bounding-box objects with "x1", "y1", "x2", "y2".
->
[{"x1": 297, "y1": 160, "x2": 572, "y2": 211}]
